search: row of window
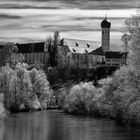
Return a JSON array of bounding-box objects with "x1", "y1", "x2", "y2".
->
[
  {"x1": 72, "y1": 54, "x2": 102, "y2": 61},
  {"x1": 23, "y1": 53, "x2": 49, "y2": 64},
  {"x1": 102, "y1": 30, "x2": 109, "y2": 35},
  {"x1": 72, "y1": 54, "x2": 85, "y2": 60},
  {"x1": 107, "y1": 58, "x2": 125, "y2": 62}
]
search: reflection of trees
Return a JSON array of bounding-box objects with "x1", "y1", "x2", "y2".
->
[
  {"x1": 1, "y1": 111, "x2": 69, "y2": 140},
  {"x1": 1, "y1": 111, "x2": 140, "y2": 140},
  {"x1": 2, "y1": 112, "x2": 49, "y2": 140}
]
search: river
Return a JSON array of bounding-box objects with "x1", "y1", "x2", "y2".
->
[{"x1": 0, "y1": 110, "x2": 140, "y2": 140}]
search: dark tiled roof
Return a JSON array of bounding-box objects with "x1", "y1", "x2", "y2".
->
[
  {"x1": 89, "y1": 46, "x2": 127, "y2": 59},
  {"x1": 63, "y1": 38, "x2": 100, "y2": 54},
  {"x1": 88, "y1": 47, "x2": 105, "y2": 56},
  {"x1": 0, "y1": 45, "x2": 4, "y2": 49},
  {"x1": 105, "y1": 51, "x2": 127, "y2": 59},
  {"x1": 16, "y1": 42, "x2": 45, "y2": 53}
]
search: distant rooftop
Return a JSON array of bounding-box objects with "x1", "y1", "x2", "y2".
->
[
  {"x1": 16, "y1": 42, "x2": 45, "y2": 53},
  {"x1": 105, "y1": 51, "x2": 127, "y2": 59},
  {"x1": 62, "y1": 38, "x2": 123, "y2": 54},
  {"x1": 89, "y1": 47, "x2": 104, "y2": 56},
  {"x1": 89, "y1": 47, "x2": 126, "y2": 58},
  {"x1": 63, "y1": 38, "x2": 100, "y2": 54}
]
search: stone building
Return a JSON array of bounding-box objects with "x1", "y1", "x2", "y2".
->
[
  {"x1": 58, "y1": 38, "x2": 105, "y2": 69},
  {"x1": 58, "y1": 17, "x2": 127, "y2": 69},
  {"x1": 0, "y1": 17, "x2": 126, "y2": 70},
  {"x1": 90, "y1": 17, "x2": 127, "y2": 68},
  {"x1": 16, "y1": 42, "x2": 49, "y2": 68}
]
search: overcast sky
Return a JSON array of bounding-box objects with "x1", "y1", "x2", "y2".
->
[{"x1": 0, "y1": 0, "x2": 139, "y2": 47}]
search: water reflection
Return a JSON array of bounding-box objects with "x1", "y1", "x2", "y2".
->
[{"x1": 0, "y1": 111, "x2": 140, "y2": 140}]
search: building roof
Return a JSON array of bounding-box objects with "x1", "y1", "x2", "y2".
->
[
  {"x1": 16, "y1": 42, "x2": 45, "y2": 53},
  {"x1": 89, "y1": 46, "x2": 127, "y2": 59},
  {"x1": 62, "y1": 38, "x2": 100, "y2": 54},
  {"x1": 0, "y1": 42, "x2": 11, "y2": 49},
  {"x1": 88, "y1": 47, "x2": 104, "y2": 56},
  {"x1": 105, "y1": 51, "x2": 127, "y2": 59}
]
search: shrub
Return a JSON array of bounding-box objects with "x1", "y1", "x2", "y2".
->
[
  {"x1": 63, "y1": 65, "x2": 140, "y2": 124},
  {"x1": 29, "y1": 68, "x2": 53, "y2": 109},
  {"x1": 64, "y1": 82, "x2": 104, "y2": 115},
  {"x1": 103, "y1": 66, "x2": 140, "y2": 124}
]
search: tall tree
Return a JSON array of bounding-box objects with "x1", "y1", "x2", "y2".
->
[
  {"x1": 124, "y1": 13, "x2": 140, "y2": 71},
  {"x1": 0, "y1": 42, "x2": 24, "y2": 67},
  {"x1": 47, "y1": 31, "x2": 60, "y2": 67}
]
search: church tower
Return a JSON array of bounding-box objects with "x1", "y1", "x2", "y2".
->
[{"x1": 101, "y1": 17, "x2": 111, "y2": 51}]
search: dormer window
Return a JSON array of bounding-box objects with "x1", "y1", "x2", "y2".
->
[
  {"x1": 75, "y1": 42, "x2": 79, "y2": 47},
  {"x1": 87, "y1": 43, "x2": 90, "y2": 48},
  {"x1": 85, "y1": 49, "x2": 88, "y2": 53},
  {"x1": 73, "y1": 48, "x2": 76, "y2": 52}
]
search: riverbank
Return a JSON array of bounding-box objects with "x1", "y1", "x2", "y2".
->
[
  {"x1": 0, "y1": 63, "x2": 55, "y2": 114},
  {"x1": 1, "y1": 63, "x2": 140, "y2": 126},
  {"x1": 61, "y1": 66, "x2": 140, "y2": 125}
]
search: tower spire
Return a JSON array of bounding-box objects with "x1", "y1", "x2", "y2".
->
[
  {"x1": 101, "y1": 15, "x2": 111, "y2": 51},
  {"x1": 105, "y1": 13, "x2": 107, "y2": 20}
]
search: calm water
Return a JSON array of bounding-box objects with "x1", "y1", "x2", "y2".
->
[{"x1": 0, "y1": 110, "x2": 140, "y2": 140}]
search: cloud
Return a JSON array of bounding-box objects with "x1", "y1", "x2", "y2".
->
[
  {"x1": 0, "y1": 14, "x2": 22, "y2": 19},
  {"x1": 0, "y1": 1, "x2": 137, "y2": 44},
  {"x1": 0, "y1": 0, "x2": 140, "y2": 9}
]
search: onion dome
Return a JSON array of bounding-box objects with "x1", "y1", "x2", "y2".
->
[{"x1": 101, "y1": 17, "x2": 111, "y2": 28}]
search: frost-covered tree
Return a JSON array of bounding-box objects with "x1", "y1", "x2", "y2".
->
[
  {"x1": 30, "y1": 68, "x2": 53, "y2": 109},
  {"x1": 14, "y1": 64, "x2": 32, "y2": 110},
  {"x1": 64, "y1": 82, "x2": 104, "y2": 115},
  {"x1": 124, "y1": 13, "x2": 140, "y2": 70},
  {"x1": 0, "y1": 42, "x2": 25, "y2": 68},
  {"x1": 0, "y1": 64, "x2": 15, "y2": 109},
  {"x1": 0, "y1": 62, "x2": 53, "y2": 111}
]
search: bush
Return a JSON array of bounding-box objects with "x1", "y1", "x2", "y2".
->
[
  {"x1": 56, "y1": 87, "x2": 68, "y2": 108},
  {"x1": 30, "y1": 68, "x2": 53, "y2": 109},
  {"x1": 63, "y1": 66, "x2": 140, "y2": 124},
  {"x1": 103, "y1": 66, "x2": 140, "y2": 124},
  {"x1": 64, "y1": 82, "x2": 104, "y2": 115}
]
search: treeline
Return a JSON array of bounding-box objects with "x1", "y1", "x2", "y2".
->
[
  {"x1": 0, "y1": 63, "x2": 54, "y2": 113},
  {"x1": 61, "y1": 66, "x2": 140, "y2": 124}
]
